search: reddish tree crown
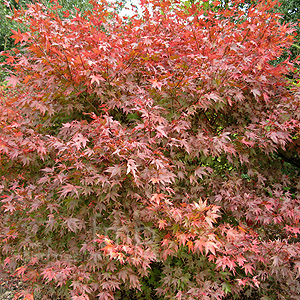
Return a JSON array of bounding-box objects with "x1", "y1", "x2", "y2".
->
[{"x1": 0, "y1": 0, "x2": 300, "y2": 299}]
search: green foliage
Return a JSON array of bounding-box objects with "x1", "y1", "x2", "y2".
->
[{"x1": 277, "y1": 0, "x2": 300, "y2": 63}]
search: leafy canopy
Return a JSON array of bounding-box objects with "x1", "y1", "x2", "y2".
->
[{"x1": 0, "y1": 0, "x2": 300, "y2": 299}]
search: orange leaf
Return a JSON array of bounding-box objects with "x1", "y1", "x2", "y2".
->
[
  {"x1": 101, "y1": 244, "x2": 116, "y2": 255},
  {"x1": 158, "y1": 219, "x2": 167, "y2": 230}
]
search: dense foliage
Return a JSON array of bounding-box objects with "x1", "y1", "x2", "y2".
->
[
  {"x1": 1, "y1": 0, "x2": 300, "y2": 299},
  {"x1": 0, "y1": 0, "x2": 94, "y2": 82},
  {"x1": 0, "y1": 0, "x2": 93, "y2": 53}
]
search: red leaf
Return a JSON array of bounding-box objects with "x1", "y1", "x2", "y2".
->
[
  {"x1": 101, "y1": 244, "x2": 116, "y2": 255},
  {"x1": 6, "y1": 75, "x2": 20, "y2": 88},
  {"x1": 243, "y1": 264, "x2": 254, "y2": 275},
  {"x1": 90, "y1": 74, "x2": 105, "y2": 85},
  {"x1": 60, "y1": 184, "x2": 80, "y2": 198},
  {"x1": 97, "y1": 291, "x2": 114, "y2": 300},
  {"x1": 149, "y1": 79, "x2": 162, "y2": 91},
  {"x1": 158, "y1": 219, "x2": 167, "y2": 229},
  {"x1": 194, "y1": 239, "x2": 206, "y2": 254},
  {"x1": 10, "y1": 29, "x2": 30, "y2": 44}
]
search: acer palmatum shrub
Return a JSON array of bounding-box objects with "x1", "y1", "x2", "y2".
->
[{"x1": 1, "y1": 0, "x2": 300, "y2": 299}]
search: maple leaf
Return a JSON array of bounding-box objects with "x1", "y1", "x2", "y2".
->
[
  {"x1": 6, "y1": 75, "x2": 20, "y2": 88},
  {"x1": 187, "y1": 240, "x2": 194, "y2": 252},
  {"x1": 41, "y1": 268, "x2": 56, "y2": 282},
  {"x1": 10, "y1": 28, "x2": 24, "y2": 44},
  {"x1": 106, "y1": 165, "x2": 123, "y2": 178},
  {"x1": 150, "y1": 193, "x2": 165, "y2": 206},
  {"x1": 251, "y1": 88, "x2": 261, "y2": 98},
  {"x1": 142, "y1": 37, "x2": 152, "y2": 46},
  {"x1": 14, "y1": 266, "x2": 27, "y2": 278},
  {"x1": 3, "y1": 202, "x2": 16, "y2": 213},
  {"x1": 97, "y1": 291, "x2": 114, "y2": 300},
  {"x1": 149, "y1": 79, "x2": 163, "y2": 91},
  {"x1": 117, "y1": 269, "x2": 129, "y2": 282},
  {"x1": 72, "y1": 133, "x2": 89, "y2": 150},
  {"x1": 128, "y1": 273, "x2": 141, "y2": 290},
  {"x1": 194, "y1": 239, "x2": 206, "y2": 254},
  {"x1": 126, "y1": 159, "x2": 138, "y2": 178},
  {"x1": 155, "y1": 125, "x2": 168, "y2": 138},
  {"x1": 204, "y1": 241, "x2": 217, "y2": 256},
  {"x1": 3, "y1": 257, "x2": 11, "y2": 267},
  {"x1": 236, "y1": 255, "x2": 247, "y2": 267},
  {"x1": 64, "y1": 217, "x2": 84, "y2": 232},
  {"x1": 158, "y1": 219, "x2": 167, "y2": 229},
  {"x1": 90, "y1": 74, "x2": 105, "y2": 85},
  {"x1": 243, "y1": 264, "x2": 254, "y2": 275},
  {"x1": 216, "y1": 256, "x2": 236, "y2": 271},
  {"x1": 177, "y1": 233, "x2": 189, "y2": 246},
  {"x1": 150, "y1": 177, "x2": 160, "y2": 184},
  {"x1": 60, "y1": 184, "x2": 80, "y2": 198}
]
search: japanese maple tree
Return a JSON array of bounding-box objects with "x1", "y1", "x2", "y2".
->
[{"x1": 1, "y1": 0, "x2": 300, "y2": 299}]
